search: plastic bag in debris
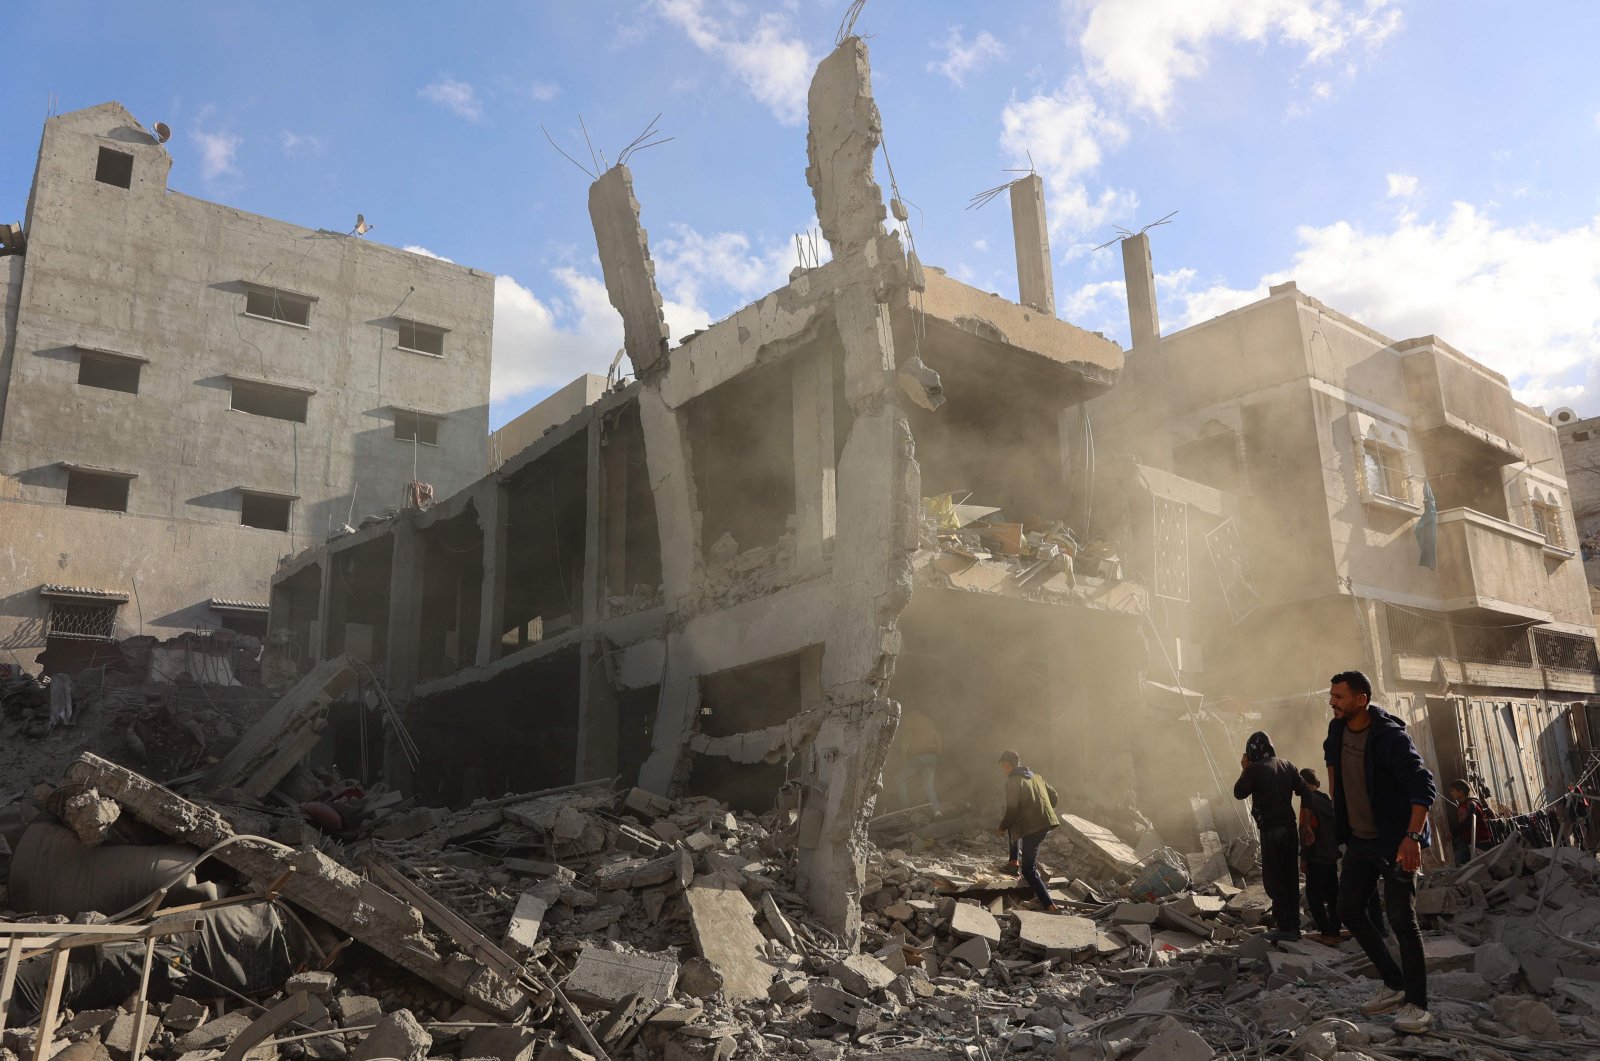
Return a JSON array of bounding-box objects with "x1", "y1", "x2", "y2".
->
[
  {"x1": 4, "y1": 900, "x2": 314, "y2": 1024},
  {"x1": 1129, "y1": 848, "x2": 1192, "y2": 902}
]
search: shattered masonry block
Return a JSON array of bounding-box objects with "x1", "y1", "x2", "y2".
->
[
  {"x1": 503, "y1": 893, "x2": 549, "y2": 958},
  {"x1": 372, "y1": 806, "x2": 445, "y2": 841},
  {"x1": 947, "y1": 934, "x2": 991, "y2": 972},
  {"x1": 352, "y1": 1009, "x2": 430, "y2": 1061},
  {"x1": 809, "y1": 984, "x2": 878, "y2": 1030},
  {"x1": 829, "y1": 954, "x2": 896, "y2": 998},
  {"x1": 1013, "y1": 910, "x2": 1096, "y2": 956}
]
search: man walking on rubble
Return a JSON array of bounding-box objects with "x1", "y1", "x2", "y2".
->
[
  {"x1": 1233, "y1": 731, "x2": 1311, "y2": 941},
  {"x1": 1298, "y1": 768, "x2": 1342, "y2": 944},
  {"x1": 1325, "y1": 670, "x2": 1437, "y2": 1034},
  {"x1": 995, "y1": 750, "x2": 1063, "y2": 913}
]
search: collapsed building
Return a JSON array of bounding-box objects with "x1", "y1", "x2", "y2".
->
[
  {"x1": 0, "y1": 102, "x2": 494, "y2": 671},
  {"x1": 268, "y1": 39, "x2": 1147, "y2": 938}
]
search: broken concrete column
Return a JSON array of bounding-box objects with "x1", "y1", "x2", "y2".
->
[
  {"x1": 1009, "y1": 174, "x2": 1054, "y2": 316},
  {"x1": 1121, "y1": 231, "x2": 1160, "y2": 354},
  {"x1": 589, "y1": 165, "x2": 670, "y2": 377},
  {"x1": 805, "y1": 37, "x2": 887, "y2": 259}
]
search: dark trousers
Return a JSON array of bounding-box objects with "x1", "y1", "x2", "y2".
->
[
  {"x1": 1305, "y1": 861, "x2": 1384, "y2": 935},
  {"x1": 1339, "y1": 838, "x2": 1427, "y2": 1008},
  {"x1": 1008, "y1": 828, "x2": 1054, "y2": 908},
  {"x1": 1259, "y1": 825, "x2": 1301, "y2": 932},
  {"x1": 1306, "y1": 860, "x2": 1339, "y2": 935}
]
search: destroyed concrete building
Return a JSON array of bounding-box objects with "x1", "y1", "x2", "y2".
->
[
  {"x1": 269, "y1": 38, "x2": 1145, "y2": 938},
  {"x1": 0, "y1": 102, "x2": 494, "y2": 668},
  {"x1": 1088, "y1": 242, "x2": 1600, "y2": 841}
]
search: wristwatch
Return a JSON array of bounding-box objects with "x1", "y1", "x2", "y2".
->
[{"x1": 1404, "y1": 831, "x2": 1425, "y2": 843}]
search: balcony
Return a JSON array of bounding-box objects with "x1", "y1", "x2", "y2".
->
[
  {"x1": 1436, "y1": 507, "x2": 1560, "y2": 622},
  {"x1": 1396, "y1": 337, "x2": 1524, "y2": 466}
]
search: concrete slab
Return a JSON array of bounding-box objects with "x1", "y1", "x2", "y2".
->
[
  {"x1": 1013, "y1": 911, "x2": 1096, "y2": 955},
  {"x1": 947, "y1": 935, "x2": 991, "y2": 971},
  {"x1": 562, "y1": 945, "x2": 678, "y2": 1010},
  {"x1": 1057, "y1": 815, "x2": 1139, "y2": 875},
  {"x1": 947, "y1": 902, "x2": 1001, "y2": 942},
  {"x1": 683, "y1": 880, "x2": 776, "y2": 1002}
]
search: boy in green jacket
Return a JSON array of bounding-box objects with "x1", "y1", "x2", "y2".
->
[{"x1": 995, "y1": 749, "x2": 1063, "y2": 913}]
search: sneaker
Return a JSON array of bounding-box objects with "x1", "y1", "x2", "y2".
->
[
  {"x1": 1001, "y1": 861, "x2": 1021, "y2": 875},
  {"x1": 1262, "y1": 929, "x2": 1302, "y2": 942},
  {"x1": 1392, "y1": 1003, "x2": 1434, "y2": 1033},
  {"x1": 1359, "y1": 986, "x2": 1406, "y2": 1015}
]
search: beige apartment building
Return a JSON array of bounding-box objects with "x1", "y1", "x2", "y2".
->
[
  {"x1": 1092, "y1": 246, "x2": 1599, "y2": 832},
  {"x1": 1553, "y1": 406, "x2": 1600, "y2": 619},
  {"x1": 0, "y1": 103, "x2": 493, "y2": 671}
]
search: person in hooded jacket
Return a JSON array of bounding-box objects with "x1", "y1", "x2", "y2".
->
[
  {"x1": 995, "y1": 749, "x2": 1062, "y2": 913},
  {"x1": 1233, "y1": 731, "x2": 1311, "y2": 940},
  {"x1": 1324, "y1": 670, "x2": 1437, "y2": 1035}
]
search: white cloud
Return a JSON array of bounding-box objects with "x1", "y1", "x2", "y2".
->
[
  {"x1": 1074, "y1": 0, "x2": 1404, "y2": 117},
  {"x1": 1386, "y1": 172, "x2": 1418, "y2": 198},
  {"x1": 192, "y1": 130, "x2": 241, "y2": 181},
  {"x1": 530, "y1": 80, "x2": 561, "y2": 102},
  {"x1": 652, "y1": 0, "x2": 815, "y2": 124},
  {"x1": 419, "y1": 77, "x2": 484, "y2": 121},
  {"x1": 1000, "y1": 83, "x2": 1137, "y2": 234},
  {"x1": 403, "y1": 245, "x2": 454, "y2": 263},
  {"x1": 1162, "y1": 203, "x2": 1600, "y2": 406},
  {"x1": 652, "y1": 224, "x2": 801, "y2": 325},
  {"x1": 929, "y1": 27, "x2": 1006, "y2": 87},
  {"x1": 280, "y1": 131, "x2": 323, "y2": 156}
]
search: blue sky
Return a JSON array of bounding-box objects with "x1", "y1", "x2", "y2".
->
[{"x1": 5, "y1": 1, "x2": 1599, "y2": 427}]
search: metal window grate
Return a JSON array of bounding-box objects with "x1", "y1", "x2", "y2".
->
[
  {"x1": 1384, "y1": 604, "x2": 1451, "y2": 657},
  {"x1": 48, "y1": 602, "x2": 119, "y2": 641},
  {"x1": 1152, "y1": 494, "x2": 1190, "y2": 602},
  {"x1": 1535, "y1": 630, "x2": 1599, "y2": 672},
  {"x1": 1453, "y1": 623, "x2": 1534, "y2": 666}
]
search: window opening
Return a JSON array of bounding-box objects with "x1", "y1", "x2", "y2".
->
[
  {"x1": 77, "y1": 351, "x2": 142, "y2": 394},
  {"x1": 95, "y1": 147, "x2": 133, "y2": 188},
  {"x1": 1360, "y1": 439, "x2": 1410, "y2": 504},
  {"x1": 65, "y1": 470, "x2": 130, "y2": 512},
  {"x1": 397, "y1": 319, "x2": 446, "y2": 356},
  {"x1": 243, "y1": 287, "x2": 313, "y2": 326},
  {"x1": 241, "y1": 492, "x2": 293, "y2": 531},
  {"x1": 231, "y1": 380, "x2": 309, "y2": 422},
  {"x1": 394, "y1": 410, "x2": 440, "y2": 446},
  {"x1": 48, "y1": 601, "x2": 119, "y2": 641},
  {"x1": 1530, "y1": 500, "x2": 1566, "y2": 548}
]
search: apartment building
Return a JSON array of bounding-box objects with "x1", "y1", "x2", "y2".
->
[
  {"x1": 1090, "y1": 245, "x2": 1599, "y2": 834},
  {"x1": 0, "y1": 102, "x2": 493, "y2": 669}
]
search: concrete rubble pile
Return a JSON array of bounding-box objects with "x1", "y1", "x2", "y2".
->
[{"x1": 9, "y1": 722, "x2": 1600, "y2": 1061}]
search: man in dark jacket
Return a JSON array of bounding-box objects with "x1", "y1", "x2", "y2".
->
[
  {"x1": 1325, "y1": 670, "x2": 1437, "y2": 1035},
  {"x1": 1234, "y1": 731, "x2": 1310, "y2": 941},
  {"x1": 995, "y1": 750, "x2": 1062, "y2": 913}
]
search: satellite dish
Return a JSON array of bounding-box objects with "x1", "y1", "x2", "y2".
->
[
  {"x1": 152, "y1": 122, "x2": 171, "y2": 144},
  {"x1": 354, "y1": 213, "x2": 372, "y2": 236}
]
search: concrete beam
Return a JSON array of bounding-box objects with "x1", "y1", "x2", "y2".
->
[
  {"x1": 1122, "y1": 232, "x2": 1161, "y2": 354},
  {"x1": 588, "y1": 166, "x2": 669, "y2": 378},
  {"x1": 1009, "y1": 174, "x2": 1054, "y2": 316}
]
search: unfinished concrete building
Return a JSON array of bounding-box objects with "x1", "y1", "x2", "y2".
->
[
  {"x1": 270, "y1": 38, "x2": 1152, "y2": 938},
  {"x1": 0, "y1": 103, "x2": 494, "y2": 669},
  {"x1": 1089, "y1": 241, "x2": 1600, "y2": 840}
]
